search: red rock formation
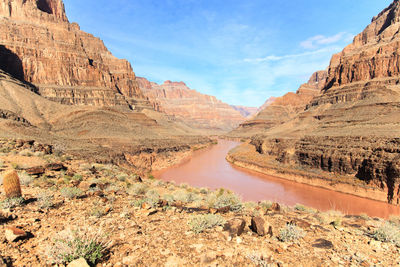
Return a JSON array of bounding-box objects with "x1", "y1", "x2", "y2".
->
[
  {"x1": 229, "y1": 70, "x2": 326, "y2": 137},
  {"x1": 0, "y1": 0, "x2": 150, "y2": 110},
  {"x1": 137, "y1": 77, "x2": 246, "y2": 131},
  {"x1": 240, "y1": 1, "x2": 400, "y2": 204}
]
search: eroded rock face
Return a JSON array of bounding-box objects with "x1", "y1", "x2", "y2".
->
[
  {"x1": 229, "y1": 70, "x2": 326, "y2": 137},
  {"x1": 0, "y1": 0, "x2": 150, "y2": 110},
  {"x1": 246, "y1": 1, "x2": 400, "y2": 204},
  {"x1": 138, "y1": 78, "x2": 246, "y2": 131}
]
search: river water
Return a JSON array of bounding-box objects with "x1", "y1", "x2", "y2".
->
[{"x1": 155, "y1": 140, "x2": 400, "y2": 218}]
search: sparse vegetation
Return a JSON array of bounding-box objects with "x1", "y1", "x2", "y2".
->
[
  {"x1": 278, "y1": 224, "x2": 305, "y2": 242},
  {"x1": 1, "y1": 197, "x2": 25, "y2": 209},
  {"x1": 173, "y1": 189, "x2": 200, "y2": 203},
  {"x1": 247, "y1": 254, "x2": 271, "y2": 267},
  {"x1": 294, "y1": 204, "x2": 307, "y2": 211},
  {"x1": 37, "y1": 192, "x2": 54, "y2": 209},
  {"x1": 206, "y1": 190, "x2": 243, "y2": 212},
  {"x1": 128, "y1": 183, "x2": 149, "y2": 196},
  {"x1": 188, "y1": 214, "x2": 226, "y2": 234},
  {"x1": 46, "y1": 227, "x2": 111, "y2": 265},
  {"x1": 60, "y1": 187, "x2": 83, "y2": 199},
  {"x1": 372, "y1": 222, "x2": 400, "y2": 247}
]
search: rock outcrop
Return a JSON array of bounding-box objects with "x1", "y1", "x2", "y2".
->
[
  {"x1": 137, "y1": 78, "x2": 246, "y2": 132},
  {"x1": 229, "y1": 70, "x2": 326, "y2": 138},
  {"x1": 231, "y1": 106, "x2": 258, "y2": 118},
  {"x1": 0, "y1": 0, "x2": 150, "y2": 110},
  {"x1": 232, "y1": 0, "x2": 400, "y2": 204}
]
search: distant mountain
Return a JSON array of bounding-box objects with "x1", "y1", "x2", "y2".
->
[{"x1": 137, "y1": 77, "x2": 246, "y2": 132}]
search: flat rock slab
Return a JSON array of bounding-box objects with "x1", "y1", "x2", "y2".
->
[
  {"x1": 5, "y1": 226, "x2": 27, "y2": 242},
  {"x1": 312, "y1": 238, "x2": 334, "y2": 249}
]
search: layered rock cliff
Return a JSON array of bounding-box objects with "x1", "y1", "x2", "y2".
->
[
  {"x1": 0, "y1": 0, "x2": 151, "y2": 110},
  {"x1": 229, "y1": 70, "x2": 326, "y2": 138},
  {"x1": 231, "y1": 1, "x2": 400, "y2": 204},
  {"x1": 231, "y1": 106, "x2": 258, "y2": 118},
  {"x1": 137, "y1": 77, "x2": 246, "y2": 132}
]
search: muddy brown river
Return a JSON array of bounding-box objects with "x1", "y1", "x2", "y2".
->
[{"x1": 155, "y1": 140, "x2": 400, "y2": 218}]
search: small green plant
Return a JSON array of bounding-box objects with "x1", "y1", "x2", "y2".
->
[
  {"x1": 60, "y1": 187, "x2": 83, "y2": 199},
  {"x1": 173, "y1": 190, "x2": 200, "y2": 203},
  {"x1": 259, "y1": 200, "x2": 273, "y2": 211},
  {"x1": 89, "y1": 206, "x2": 107, "y2": 218},
  {"x1": 206, "y1": 191, "x2": 243, "y2": 212},
  {"x1": 128, "y1": 183, "x2": 149, "y2": 196},
  {"x1": 294, "y1": 204, "x2": 307, "y2": 211},
  {"x1": 46, "y1": 227, "x2": 111, "y2": 265},
  {"x1": 144, "y1": 189, "x2": 160, "y2": 207},
  {"x1": 246, "y1": 254, "x2": 270, "y2": 267},
  {"x1": 148, "y1": 174, "x2": 155, "y2": 180},
  {"x1": 18, "y1": 149, "x2": 33, "y2": 157},
  {"x1": 188, "y1": 214, "x2": 226, "y2": 234},
  {"x1": 131, "y1": 198, "x2": 146, "y2": 208},
  {"x1": 331, "y1": 218, "x2": 342, "y2": 228},
  {"x1": 0, "y1": 159, "x2": 4, "y2": 168},
  {"x1": 372, "y1": 222, "x2": 400, "y2": 246},
  {"x1": 1, "y1": 197, "x2": 25, "y2": 209},
  {"x1": 11, "y1": 163, "x2": 19, "y2": 170},
  {"x1": 278, "y1": 224, "x2": 305, "y2": 242},
  {"x1": 37, "y1": 192, "x2": 54, "y2": 209}
]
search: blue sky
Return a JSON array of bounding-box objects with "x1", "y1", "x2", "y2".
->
[{"x1": 65, "y1": 0, "x2": 392, "y2": 107}]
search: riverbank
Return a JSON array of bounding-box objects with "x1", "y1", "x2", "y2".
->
[{"x1": 227, "y1": 143, "x2": 390, "y2": 204}]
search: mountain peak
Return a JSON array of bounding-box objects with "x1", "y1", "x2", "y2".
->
[{"x1": 0, "y1": 0, "x2": 68, "y2": 22}]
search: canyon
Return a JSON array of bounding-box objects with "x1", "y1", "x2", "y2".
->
[
  {"x1": 137, "y1": 77, "x2": 247, "y2": 132},
  {"x1": 229, "y1": 70, "x2": 327, "y2": 138},
  {"x1": 229, "y1": 0, "x2": 400, "y2": 205}
]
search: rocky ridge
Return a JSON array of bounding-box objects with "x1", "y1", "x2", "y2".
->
[
  {"x1": 229, "y1": 1, "x2": 400, "y2": 205},
  {"x1": 137, "y1": 77, "x2": 246, "y2": 131},
  {"x1": 0, "y1": 0, "x2": 150, "y2": 110}
]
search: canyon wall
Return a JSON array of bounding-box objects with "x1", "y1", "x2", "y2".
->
[
  {"x1": 229, "y1": 70, "x2": 326, "y2": 138},
  {"x1": 137, "y1": 77, "x2": 246, "y2": 131},
  {"x1": 234, "y1": 0, "x2": 400, "y2": 204},
  {"x1": 0, "y1": 0, "x2": 151, "y2": 110}
]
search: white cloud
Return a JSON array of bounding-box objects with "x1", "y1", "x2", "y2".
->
[
  {"x1": 300, "y1": 32, "x2": 353, "y2": 49},
  {"x1": 243, "y1": 47, "x2": 339, "y2": 63}
]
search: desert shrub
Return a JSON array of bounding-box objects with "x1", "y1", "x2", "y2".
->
[
  {"x1": 37, "y1": 192, "x2": 54, "y2": 209},
  {"x1": 173, "y1": 190, "x2": 200, "y2": 203},
  {"x1": 148, "y1": 174, "x2": 155, "y2": 180},
  {"x1": 294, "y1": 204, "x2": 307, "y2": 211},
  {"x1": 1, "y1": 197, "x2": 25, "y2": 209},
  {"x1": 116, "y1": 174, "x2": 128, "y2": 182},
  {"x1": 144, "y1": 189, "x2": 160, "y2": 207},
  {"x1": 72, "y1": 174, "x2": 83, "y2": 181},
  {"x1": 372, "y1": 222, "x2": 400, "y2": 246},
  {"x1": 246, "y1": 254, "x2": 270, "y2": 267},
  {"x1": 19, "y1": 171, "x2": 34, "y2": 186},
  {"x1": 389, "y1": 215, "x2": 400, "y2": 226},
  {"x1": 46, "y1": 227, "x2": 111, "y2": 265},
  {"x1": 244, "y1": 201, "x2": 257, "y2": 210},
  {"x1": 260, "y1": 200, "x2": 273, "y2": 211},
  {"x1": 188, "y1": 214, "x2": 226, "y2": 234},
  {"x1": 278, "y1": 224, "x2": 305, "y2": 242},
  {"x1": 0, "y1": 159, "x2": 4, "y2": 168},
  {"x1": 60, "y1": 187, "x2": 83, "y2": 199},
  {"x1": 131, "y1": 198, "x2": 146, "y2": 208},
  {"x1": 206, "y1": 191, "x2": 243, "y2": 212},
  {"x1": 359, "y1": 213, "x2": 370, "y2": 220},
  {"x1": 89, "y1": 206, "x2": 108, "y2": 218},
  {"x1": 128, "y1": 183, "x2": 149, "y2": 196},
  {"x1": 199, "y1": 188, "x2": 209, "y2": 195},
  {"x1": 161, "y1": 194, "x2": 174, "y2": 203}
]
